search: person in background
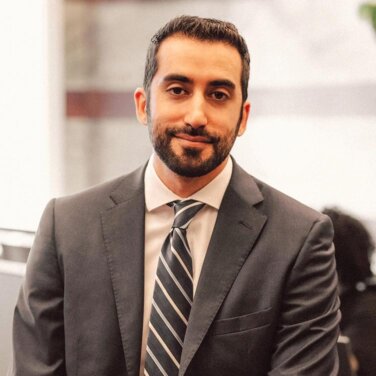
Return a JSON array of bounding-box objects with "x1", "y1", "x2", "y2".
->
[{"x1": 323, "y1": 207, "x2": 376, "y2": 376}]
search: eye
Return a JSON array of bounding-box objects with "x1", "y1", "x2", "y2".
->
[
  {"x1": 210, "y1": 91, "x2": 229, "y2": 101},
  {"x1": 167, "y1": 87, "x2": 187, "y2": 96}
]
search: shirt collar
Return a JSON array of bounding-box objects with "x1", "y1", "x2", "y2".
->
[{"x1": 144, "y1": 154, "x2": 233, "y2": 212}]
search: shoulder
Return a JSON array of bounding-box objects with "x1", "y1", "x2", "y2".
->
[
  {"x1": 53, "y1": 164, "x2": 146, "y2": 220},
  {"x1": 231, "y1": 161, "x2": 329, "y2": 229},
  {"x1": 255, "y1": 176, "x2": 327, "y2": 224}
]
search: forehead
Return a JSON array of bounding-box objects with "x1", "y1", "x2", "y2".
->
[{"x1": 153, "y1": 35, "x2": 242, "y2": 86}]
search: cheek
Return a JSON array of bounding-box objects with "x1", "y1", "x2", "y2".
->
[
  {"x1": 150, "y1": 105, "x2": 182, "y2": 126},
  {"x1": 210, "y1": 105, "x2": 240, "y2": 126},
  {"x1": 150, "y1": 94, "x2": 182, "y2": 118},
  {"x1": 209, "y1": 117, "x2": 239, "y2": 137}
]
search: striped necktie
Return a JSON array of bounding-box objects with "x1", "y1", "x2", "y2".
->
[{"x1": 145, "y1": 200, "x2": 205, "y2": 376}]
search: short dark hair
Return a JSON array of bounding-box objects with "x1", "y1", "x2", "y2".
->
[
  {"x1": 323, "y1": 207, "x2": 375, "y2": 287},
  {"x1": 143, "y1": 15, "x2": 250, "y2": 102}
]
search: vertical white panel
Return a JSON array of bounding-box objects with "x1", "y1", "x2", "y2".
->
[
  {"x1": 0, "y1": 0, "x2": 63, "y2": 231},
  {"x1": 48, "y1": 0, "x2": 65, "y2": 199}
]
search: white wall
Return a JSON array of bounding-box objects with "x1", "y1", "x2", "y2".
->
[
  {"x1": 0, "y1": 0, "x2": 64, "y2": 231},
  {"x1": 233, "y1": 116, "x2": 376, "y2": 221}
]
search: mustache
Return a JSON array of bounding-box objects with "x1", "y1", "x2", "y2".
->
[{"x1": 166, "y1": 126, "x2": 220, "y2": 143}]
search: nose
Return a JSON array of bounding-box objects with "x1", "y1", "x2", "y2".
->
[{"x1": 184, "y1": 93, "x2": 208, "y2": 128}]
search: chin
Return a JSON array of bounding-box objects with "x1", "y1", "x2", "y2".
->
[{"x1": 168, "y1": 156, "x2": 224, "y2": 178}]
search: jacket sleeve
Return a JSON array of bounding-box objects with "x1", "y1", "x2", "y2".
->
[
  {"x1": 9, "y1": 199, "x2": 66, "y2": 376},
  {"x1": 269, "y1": 215, "x2": 341, "y2": 375}
]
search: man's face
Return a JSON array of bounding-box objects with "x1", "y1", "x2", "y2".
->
[{"x1": 135, "y1": 35, "x2": 250, "y2": 178}]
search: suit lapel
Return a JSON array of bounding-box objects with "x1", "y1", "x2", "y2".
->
[
  {"x1": 101, "y1": 166, "x2": 146, "y2": 376},
  {"x1": 179, "y1": 163, "x2": 267, "y2": 375},
  {"x1": 99, "y1": 161, "x2": 267, "y2": 376}
]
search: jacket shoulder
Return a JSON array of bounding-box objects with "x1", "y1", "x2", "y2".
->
[
  {"x1": 254, "y1": 176, "x2": 326, "y2": 224},
  {"x1": 54, "y1": 164, "x2": 146, "y2": 218}
]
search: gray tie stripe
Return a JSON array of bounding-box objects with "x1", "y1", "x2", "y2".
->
[{"x1": 145, "y1": 200, "x2": 205, "y2": 376}]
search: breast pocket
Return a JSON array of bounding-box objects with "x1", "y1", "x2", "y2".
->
[{"x1": 210, "y1": 307, "x2": 272, "y2": 336}]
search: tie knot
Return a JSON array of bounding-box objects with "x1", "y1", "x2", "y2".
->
[{"x1": 170, "y1": 200, "x2": 205, "y2": 229}]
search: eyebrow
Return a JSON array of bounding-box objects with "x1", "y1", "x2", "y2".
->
[
  {"x1": 162, "y1": 74, "x2": 193, "y2": 84},
  {"x1": 162, "y1": 75, "x2": 236, "y2": 90},
  {"x1": 209, "y1": 79, "x2": 236, "y2": 90}
]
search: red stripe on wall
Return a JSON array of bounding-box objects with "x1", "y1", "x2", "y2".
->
[
  {"x1": 66, "y1": 91, "x2": 135, "y2": 118},
  {"x1": 66, "y1": 0, "x2": 149, "y2": 3}
]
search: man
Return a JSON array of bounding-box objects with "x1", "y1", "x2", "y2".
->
[{"x1": 11, "y1": 16, "x2": 340, "y2": 375}]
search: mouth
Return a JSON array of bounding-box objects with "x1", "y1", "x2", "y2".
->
[{"x1": 174, "y1": 133, "x2": 213, "y2": 144}]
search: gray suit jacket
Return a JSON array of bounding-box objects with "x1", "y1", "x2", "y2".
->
[{"x1": 11, "y1": 161, "x2": 340, "y2": 375}]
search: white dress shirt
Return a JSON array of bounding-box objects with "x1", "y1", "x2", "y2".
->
[{"x1": 139, "y1": 154, "x2": 233, "y2": 374}]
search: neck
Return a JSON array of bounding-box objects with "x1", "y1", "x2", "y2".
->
[{"x1": 153, "y1": 155, "x2": 228, "y2": 198}]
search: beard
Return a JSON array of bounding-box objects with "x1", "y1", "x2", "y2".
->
[{"x1": 148, "y1": 115, "x2": 242, "y2": 178}]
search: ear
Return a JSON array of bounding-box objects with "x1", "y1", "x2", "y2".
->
[
  {"x1": 134, "y1": 87, "x2": 148, "y2": 125},
  {"x1": 237, "y1": 100, "x2": 251, "y2": 137}
]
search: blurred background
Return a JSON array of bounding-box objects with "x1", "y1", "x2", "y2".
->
[{"x1": 0, "y1": 0, "x2": 375, "y2": 374}]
